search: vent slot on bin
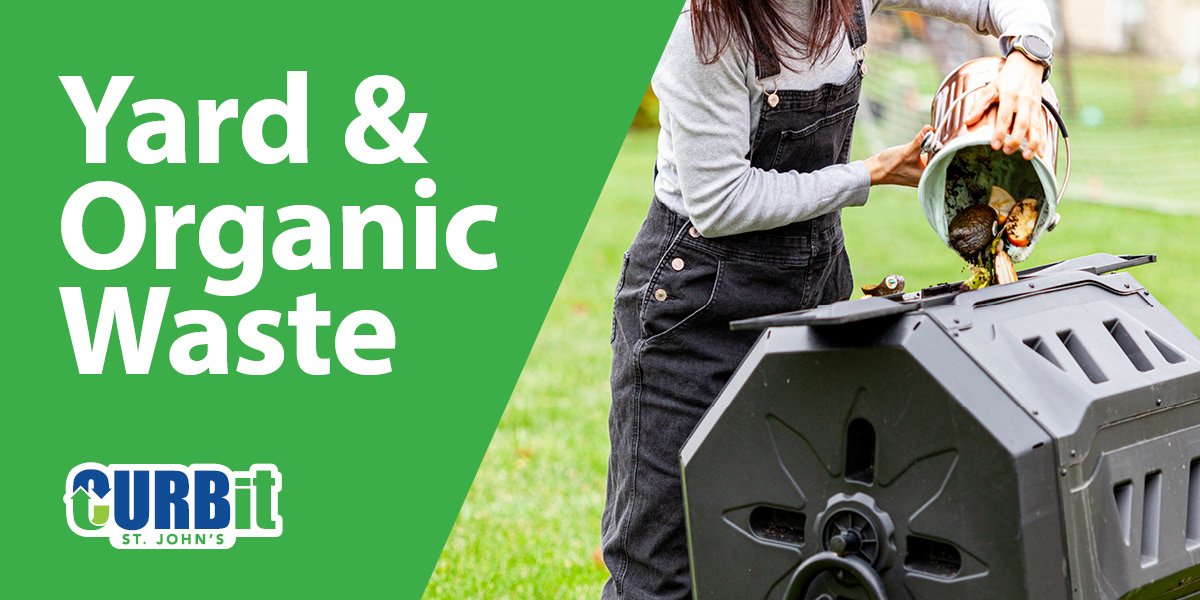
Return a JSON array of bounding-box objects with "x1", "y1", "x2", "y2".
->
[
  {"x1": 749, "y1": 506, "x2": 805, "y2": 546},
  {"x1": 1115, "y1": 480, "x2": 1133, "y2": 545},
  {"x1": 1058, "y1": 329, "x2": 1108, "y2": 384},
  {"x1": 1189, "y1": 459, "x2": 1200, "y2": 549},
  {"x1": 905, "y1": 536, "x2": 962, "y2": 578},
  {"x1": 1024, "y1": 336, "x2": 1065, "y2": 370},
  {"x1": 1147, "y1": 330, "x2": 1187, "y2": 365},
  {"x1": 1104, "y1": 320, "x2": 1153, "y2": 372},
  {"x1": 1142, "y1": 471, "x2": 1163, "y2": 566},
  {"x1": 845, "y1": 418, "x2": 876, "y2": 484}
]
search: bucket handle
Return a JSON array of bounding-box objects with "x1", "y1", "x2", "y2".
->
[
  {"x1": 1042, "y1": 97, "x2": 1072, "y2": 207},
  {"x1": 921, "y1": 83, "x2": 1072, "y2": 206}
]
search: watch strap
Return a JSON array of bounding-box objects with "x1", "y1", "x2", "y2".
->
[{"x1": 1003, "y1": 35, "x2": 1053, "y2": 82}]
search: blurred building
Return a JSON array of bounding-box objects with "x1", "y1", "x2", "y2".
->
[{"x1": 1060, "y1": 0, "x2": 1200, "y2": 60}]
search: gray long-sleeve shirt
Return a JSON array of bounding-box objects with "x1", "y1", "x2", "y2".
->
[{"x1": 651, "y1": 0, "x2": 1055, "y2": 237}]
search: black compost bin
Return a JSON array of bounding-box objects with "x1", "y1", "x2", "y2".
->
[{"x1": 681, "y1": 254, "x2": 1200, "y2": 600}]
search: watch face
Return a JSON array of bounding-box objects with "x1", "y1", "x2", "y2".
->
[{"x1": 1023, "y1": 36, "x2": 1052, "y2": 60}]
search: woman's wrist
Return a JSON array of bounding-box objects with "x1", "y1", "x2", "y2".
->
[
  {"x1": 864, "y1": 125, "x2": 932, "y2": 188},
  {"x1": 1004, "y1": 50, "x2": 1047, "y2": 80},
  {"x1": 864, "y1": 154, "x2": 884, "y2": 186},
  {"x1": 864, "y1": 153, "x2": 895, "y2": 186}
]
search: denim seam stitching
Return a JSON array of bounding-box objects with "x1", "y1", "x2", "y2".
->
[
  {"x1": 678, "y1": 237, "x2": 823, "y2": 266},
  {"x1": 616, "y1": 337, "x2": 645, "y2": 597}
]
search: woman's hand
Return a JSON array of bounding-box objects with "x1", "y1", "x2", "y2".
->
[
  {"x1": 963, "y1": 52, "x2": 1048, "y2": 160},
  {"x1": 865, "y1": 125, "x2": 933, "y2": 187}
]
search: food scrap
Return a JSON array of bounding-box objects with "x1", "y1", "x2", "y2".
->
[
  {"x1": 862, "y1": 274, "x2": 905, "y2": 297},
  {"x1": 1004, "y1": 198, "x2": 1038, "y2": 247},
  {"x1": 994, "y1": 248, "x2": 1018, "y2": 285},
  {"x1": 950, "y1": 192, "x2": 1041, "y2": 290},
  {"x1": 988, "y1": 186, "x2": 1016, "y2": 225},
  {"x1": 948, "y1": 204, "x2": 998, "y2": 260}
]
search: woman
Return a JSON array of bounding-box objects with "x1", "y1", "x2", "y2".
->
[{"x1": 602, "y1": 0, "x2": 1055, "y2": 598}]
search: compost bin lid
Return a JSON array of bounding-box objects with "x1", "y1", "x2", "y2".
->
[{"x1": 729, "y1": 253, "x2": 1156, "y2": 331}]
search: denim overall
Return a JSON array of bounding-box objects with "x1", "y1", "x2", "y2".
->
[{"x1": 601, "y1": 6, "x2": 868, "y2": 599}]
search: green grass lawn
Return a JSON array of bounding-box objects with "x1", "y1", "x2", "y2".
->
[{"x1": 425, "y1": 126, "x2": 1200, "y2": 598}]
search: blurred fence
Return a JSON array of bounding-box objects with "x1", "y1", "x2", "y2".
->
[{"x1": 636, "y1": 1, "x2": 1200, "y2": 214}]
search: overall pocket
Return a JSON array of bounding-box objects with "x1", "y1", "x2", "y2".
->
[
  {"x1": 640, "y1": 243, "x2": 722, "y2": 343},
  {"x1": 769, "y1": 103, "x2": 859, "y2": 173}
]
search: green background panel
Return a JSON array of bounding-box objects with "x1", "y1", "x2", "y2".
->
[{"x1": 0, "y1": 1, "x2": 680, "y2": 597}]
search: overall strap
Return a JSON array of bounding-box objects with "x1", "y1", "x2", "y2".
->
[
  {"x1": 848, "y1": 0, "x2": 869, "y2": 74},
  {"x1": 754, "y1": 0, "x2": 869, "y2": 79},
  {"x1": 848, "y1": 0, "x2": 868, "y2": 52}
]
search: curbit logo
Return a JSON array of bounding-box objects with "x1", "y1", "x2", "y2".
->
[{"x1": 64, "y1": 463, "x2": 282, "y2": 549}]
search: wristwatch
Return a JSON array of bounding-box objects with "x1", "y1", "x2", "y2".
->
[{"x1": 1002, "y1": 35, "x2": 1053, "y2": 81}]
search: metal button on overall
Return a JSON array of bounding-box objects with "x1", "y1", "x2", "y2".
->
[
  {"x1": 654, "y1": 288, "x2": 668, "y2": 302},
  {"x1": 688, "y1": 227, "x2": 700, "y2": 238},
  {"x1": 671, "y1": 257, "x2": 685, "y2": 271}
]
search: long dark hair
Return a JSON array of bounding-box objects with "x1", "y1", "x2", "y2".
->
[{"x1": 691, "y1": 0, "x2": 858, "y2": 67}]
